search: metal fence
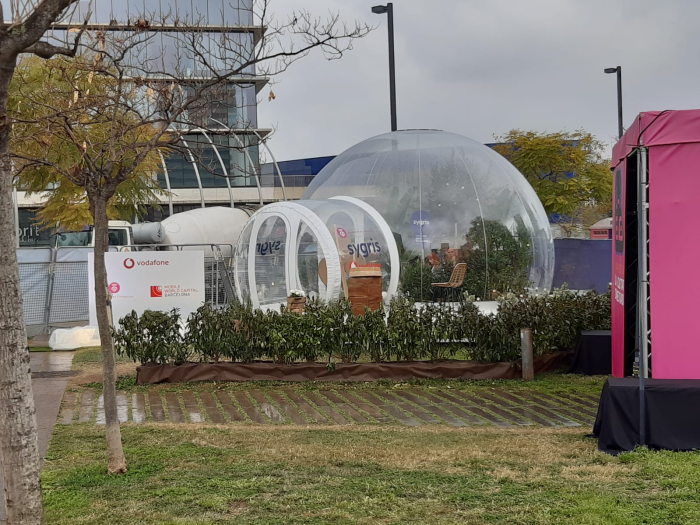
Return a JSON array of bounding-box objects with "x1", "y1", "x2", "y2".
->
[{"x1": 17, "y1": 244, "x2": 236, "y2": 333}]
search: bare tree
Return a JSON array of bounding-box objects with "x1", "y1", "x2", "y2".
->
[
  {"x1": 1, "y1": 0, "x2": 89, "y2": 522},
  {"x1": 9, "y1": 0, "x2": 371, "y2": 482}
]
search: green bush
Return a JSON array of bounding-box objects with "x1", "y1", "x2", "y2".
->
[
  {"x1": 114, "y1": 288, "x2": 611, "y2": 366},
  {"x1": 112, "y1": 308, "x2": 189, "y2": 365},
  {"x1": 469, "y1": 288, "x2": 612, "y2": 362},
  {"x1": 186, "y1": 303, "x2": 229, "y2": 363}
]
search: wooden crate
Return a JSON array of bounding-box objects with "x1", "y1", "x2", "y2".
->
[{"x1": 348, "y1": 267, "x2": 382, "y2": 316}]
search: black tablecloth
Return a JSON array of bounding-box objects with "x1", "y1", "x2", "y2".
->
[
  {"x1": 593, "y1": 378, "x2": 700, "y2": 454},
  {"x1": 570, "y1": 330, "x2": 611, "y2": 375}
]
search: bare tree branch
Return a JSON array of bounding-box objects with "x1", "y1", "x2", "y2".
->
[{"x1": 24, "y1": 18, "x2": 89, "y2": 58}]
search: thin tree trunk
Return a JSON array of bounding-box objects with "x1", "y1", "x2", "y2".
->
[
  {"x1": 0, "y1": 59, "x2": 46, "y2": 524},
  {"x1": 91, "y1": 195, "x2": 127, "y2": 474}
]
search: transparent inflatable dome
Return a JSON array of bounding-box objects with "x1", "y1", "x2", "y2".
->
[{"x1": 303, "y1": 130, "x2": 554, "y2": 299}]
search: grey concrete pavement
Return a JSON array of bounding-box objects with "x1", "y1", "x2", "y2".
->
[{"x1": 0, "y1": 352, "x2": 74, "y2": 524}]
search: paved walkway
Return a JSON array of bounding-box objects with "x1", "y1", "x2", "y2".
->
[
  {"x1": 0, "y1": 352, "x2": 74, "y2": 524},
  {"x1": 60, "y1": 386, "x2": 599, "y2": 428}
]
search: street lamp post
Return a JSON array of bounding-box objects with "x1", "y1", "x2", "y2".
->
[
  {"x1": 604, "y1": 66, "x2": 623, "y2": 138},
  {"x1": 372, "y1": 3, "x2": 397, "y2": 132}
]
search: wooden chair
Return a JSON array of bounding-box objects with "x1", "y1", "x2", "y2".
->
[{"x1": 431, "y1": 263, "x2": 467, "y2": 302}]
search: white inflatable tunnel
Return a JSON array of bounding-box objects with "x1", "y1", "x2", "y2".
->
[{"x1": 233, "y1": 197, "x2": 400, "y2": 309}]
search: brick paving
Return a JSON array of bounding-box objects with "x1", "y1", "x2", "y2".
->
[{"x1": 59, "y1": 386, "x2": 600, "y2": 428}]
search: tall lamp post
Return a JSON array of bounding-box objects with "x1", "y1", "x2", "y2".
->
[
  {"x1": 372, "y1": 3, "x2": 397, "y2": 132},
  {"x1": 604, "y1": 66, "x2": 623, "y2": 138}
]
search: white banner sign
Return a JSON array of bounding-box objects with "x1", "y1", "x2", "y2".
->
[{"x1": 88, "y1": 251, "x2": 205, "y2": 326}]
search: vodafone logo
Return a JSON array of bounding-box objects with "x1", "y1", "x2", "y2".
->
[
  {"x1": 150, "y1": 286, "x2": 163, "y2": 298},
  {"x1": 123, "y1": 258, "x2": 169, "y2": 269},
  {"x1": 108, "y1": 282, "x2": 120, "y2": 294},
  {"x1": 337, "y1": 227, "x2": 347, "y2": 239}
]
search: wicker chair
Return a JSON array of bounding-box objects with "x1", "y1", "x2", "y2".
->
[{"x1": 431, "y1": 263, "x2": 467, "y2": 302}]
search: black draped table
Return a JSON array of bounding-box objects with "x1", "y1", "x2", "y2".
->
[
  {"x1": 570, "y1": 330, "x2": 611, "y2": 375},
  {"x1": 593, "y1": 377, "x2": 700, "y2": 454}
]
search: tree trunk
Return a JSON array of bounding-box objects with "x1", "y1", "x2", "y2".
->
[
  {"x1": 0, "y1": 59, "x2": 46, "y2": 524},
  {"x1": 91, "y1": 195, "x2": 127, "y2": 474}
]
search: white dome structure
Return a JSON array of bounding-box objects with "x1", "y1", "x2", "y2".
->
[{"x1": 302, "y1": 130, "x2": 554, "y2": 298}]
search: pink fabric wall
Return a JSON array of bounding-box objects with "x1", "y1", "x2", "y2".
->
[
  {"x1": 611, "y1": 109, "x2": 700, "y2": 378},
  {"x1": 611, "y1": 158, "x2": 626, "y2": 378},
  {"x1": 613, "y1": 110, "x2": 700, "y2": 165},
  {"x1": 649, "y1": 143, "x2": 700, "y2": 379}
]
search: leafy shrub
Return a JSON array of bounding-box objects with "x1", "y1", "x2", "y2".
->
[
  {"x1": 470, "y1": 288, "x2": 612, "y2": 362},
  {"x1": 113, "y1": 308, "x2": 189, "y2": 365},
  {"x1": 305, "y1": 298, "x2": 352, "y2": 363},
  {"x1": 348, "y1": 305, "x2": 390, "y2": 363},
  {"x1": 114, "y1": 288, "x2": 611, "y2": 366},
  {"x1": 186, "y1": 303, "x2": 229, "y2": 363}
]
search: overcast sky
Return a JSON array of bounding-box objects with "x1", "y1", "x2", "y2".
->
[{"x1": 257, "y1": 0, "x2": 700, "y2": 162}]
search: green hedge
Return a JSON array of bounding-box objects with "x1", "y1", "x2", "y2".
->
[{"x1": 113, "y1": 289, "x2": 611, "y2": 366}]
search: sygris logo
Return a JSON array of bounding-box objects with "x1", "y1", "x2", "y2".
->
[
  {"x1": 256, "y1": 241, "x2": 282, "y2": 255},
  {"x1": 347, "y1": 239, "x2": 381, "y2": 257}
]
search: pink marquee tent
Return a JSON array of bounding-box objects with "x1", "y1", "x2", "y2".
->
[{"x1": 611, "y1": 109, "x2": 700, "y2": 379}]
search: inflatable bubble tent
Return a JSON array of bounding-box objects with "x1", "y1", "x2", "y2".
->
[{"x1": 234, "y1": 130, "x2": 554, "y2": 307}]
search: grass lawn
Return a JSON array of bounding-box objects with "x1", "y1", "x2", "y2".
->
[
  {"x1": 43, "y1": 424, "x2": 700, "y2": 525},
  {"x1": 29, "y1": 346, "x2": 54, "y2": 352}
]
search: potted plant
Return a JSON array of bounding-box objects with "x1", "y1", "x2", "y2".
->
[{"x1": 287, "y1": 289, "x2": 307, "y2": 313}]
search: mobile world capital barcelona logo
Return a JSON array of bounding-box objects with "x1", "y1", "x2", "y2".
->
[{"x1": 149, "y1": 284, "x2": 197, "y2": 298}]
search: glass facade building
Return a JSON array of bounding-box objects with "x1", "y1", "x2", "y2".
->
[{"x1": 6, "y1": 0, "x2": 268, "y2": 201}]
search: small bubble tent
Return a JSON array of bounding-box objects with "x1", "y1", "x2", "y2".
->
[
  {"x1": 234, "y1": 197, "x2": 399, "y2": 308},
  {"x1": 234, "y1": 130, "x2": 553, "y2": 306}
]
